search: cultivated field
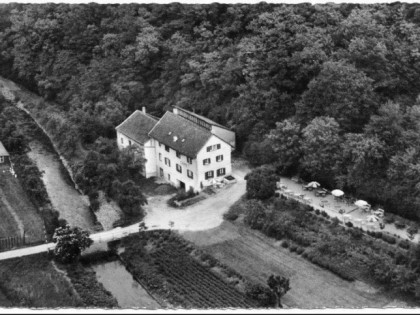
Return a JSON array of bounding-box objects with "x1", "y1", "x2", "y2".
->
[
  {"x1": 182, "y1": 221, "x2": 407, "y2": 309},
  {"x1": 0, "y1": 170, "x2": 45, "y2": 243},
  {"x1": 119, "y1": 230, "x2": 258, "y2": 309}
]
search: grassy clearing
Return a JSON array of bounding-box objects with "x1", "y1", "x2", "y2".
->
[
  {"x1": 0, "y1": 171, "x2": 45, "y2": 243},
  {"x1": 0, "y1": 253, "x2": 83, "y2": 308},
  {"x1": 0, "y1": 195, "x2": 20, "y2": 238},
  {"x1": 119, "y1": 230, "x2": 259, "y2": 309},
  {"x1": 182, "y1": 220, "x2": 399, "y2": 309}
]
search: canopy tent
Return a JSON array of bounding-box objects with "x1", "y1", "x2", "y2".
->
[
  {"x1": 355, "y1": 200, "x2": 370, "y2": 208},
  {"x1": 306, "y1": 181, "x2": 321, "y2": 188},
  {"x1": 366, "y1": 215, "x2": 380, "y2": 222},
  {"x1": 331, "y1": 189, "x2": 344, "y2": 197}
]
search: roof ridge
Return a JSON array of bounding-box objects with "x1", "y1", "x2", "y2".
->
[{"x1": 173, "y1": 106, "x2": 230, "y2": 130}]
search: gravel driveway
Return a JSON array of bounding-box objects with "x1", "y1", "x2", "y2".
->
[{"x1": 144, "y1": 160, "x2": 250, "y2": 232}]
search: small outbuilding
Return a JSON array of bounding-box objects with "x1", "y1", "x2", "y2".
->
[{"x1": 0, "y1": 141, "x2": 10, "y2": 166}]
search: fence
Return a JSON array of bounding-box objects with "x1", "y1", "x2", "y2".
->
[{"x1": 0, "y1": 235, "x2": 25, "y2": 252}]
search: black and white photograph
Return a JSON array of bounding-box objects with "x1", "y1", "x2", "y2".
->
[{"x1": 0, "y1": 0, "x2": 419, "y2": 312}]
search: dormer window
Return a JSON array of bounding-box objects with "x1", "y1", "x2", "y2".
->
[
  {"x1": 173, "y1": 136, "x2": 178, "y2": 142},
  {"x1": 181, "y1": 139, "x2": 185, "y2": 143},
  {"x1": 168, "y1": 131, "x2": 172, "y2": 135}
]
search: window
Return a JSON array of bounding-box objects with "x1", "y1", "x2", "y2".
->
[
  {"x1": 187, "y1": 157, "x2": 193, "y2": 164},
  {"x1": 203, "y1": 158, "x2": 211, "y2": 165},
  {"x1": 159, "y1": 153, "x2": 162, "y2": 161},
  {"x1": 217, "y1": 168, "x2": 226, "y2": 176},
  {"x1": 206, "y1": 144, "x2": 221, "y2": 152},
  {"x1": 129, "y1": 140, "x2": 132, "y2": 146},
  {"x1": 187, "y1": 170, "x2": 193, "y2": 179},
  {"x1": 168, "y1": 174, "x2": 171, "y2": 181},
  {"x1": 176, "y1": 164, "x2": 182, "y2": 173},
  {"x1": 216, "y1": 155, "x2": 223, "y2": 162},
  {"x1": 205, "y1": 171, "x2": 214, "y2": 179},
  {"x1": 158, "y1": 142, "x2": 161, "y2": 147},
  {"x1": 165, "y1": 145, "x2": 170, "y2": 152},
  {"x1": 121, "y1": 137, "x2": 124, "y2": 144},
  {"x1": 164, "y1": 157, "x2": 171, "y2": 167},
  {"x1": 160, "y1": 168, "x2": 164, "y2": 177},
  {"x1": 0, "y1": 156, "x2": 3, "y2": 163},
  {"x1": 176, "y1": 151, "x2": 181, "y2": 158}
]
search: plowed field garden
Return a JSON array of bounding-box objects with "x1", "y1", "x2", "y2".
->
[{"x1": 119, "y1": 230, "x2": 259, "y2": 309}]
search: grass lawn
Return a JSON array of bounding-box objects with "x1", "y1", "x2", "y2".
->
[
  {"x1": 0, "y1": 253, "x2": 83, "y2": 308},
  {"x1": 182, "y1": 220, "x2": 403, "y2": 309},
  {"x1": 0, "y1": 171, "x2": 45, "y2": 243}
]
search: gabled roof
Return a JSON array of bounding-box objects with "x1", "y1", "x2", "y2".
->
[
  {"x1": 173, "y1": 106, "x2": 230, "y2": 130},
  {"x1": 148, "y1": 112, "x2": 213, "y2": 158},
  {"x1": 0, "y1": 141, "x2": 9, "y2": 156},
  {"x1": 116, "y1": 110, "x2": 158, "y2": 144}
]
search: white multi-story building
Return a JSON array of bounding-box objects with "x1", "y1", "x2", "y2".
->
[{"x1": 116, "y1": 106, "x2": 235, "y2": 192}]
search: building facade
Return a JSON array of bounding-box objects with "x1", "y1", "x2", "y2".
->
[
  {"x1": 116, "y1": 107, "x2": 235, "y2": 192},
  {"x1": 0, "y1": 141, "x2": 10, "y2": 167}
]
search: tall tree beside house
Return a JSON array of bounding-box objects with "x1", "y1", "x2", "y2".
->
[{"x1": 245, "y1": 165, "x2": 279, "y2": 200}]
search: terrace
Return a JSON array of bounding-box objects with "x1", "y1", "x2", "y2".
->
[{"x1": 276, "y1": 176, "x2": 418, "y2": 242}]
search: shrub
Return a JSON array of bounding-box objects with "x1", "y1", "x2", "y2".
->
[
  {"x1": 331, "y1": 217, "x2": 340, "y2": 227},
  {"x1": 394, "y1": 221, "x2": 406, "y2": 229},
  {"x1": 90, "y1": 199, "x2": 100, "y2": 212},
  {"x1": 274, "y1": 192, "x2": 280, "y2": 197},
  {"x1": 321, "y1": 210, "x2": 329, "y2": 218},
  {"x1": 296, "y1": 247, "x2": 304, "y2": 255},
  {"x1": 315, "y1": 209, "x2": 321, "y2": 215},
  {"x1": 382, "y1": 234, "x2": 397, "y2": 245},
  {"x1": 290, "y1": 245, "x2": 297, "y2": 252},
  {"x1": 349, "y1": 228, "x2": 363, "y2": 240},
  {"x1": 245, "y1": 283, "x2": 275, "y2": 307},
  {"x1": 223, "y1": 212, "x2": 239, "y2": 221},
  {"x1": 281, "y1": 241, "x2": 289, "y2": 248},
  {"x1": 345, "y1": 221, "x2": 353, "y2": 228},
  {"x1": 374, "y1": 232, "x2": 383, "y2": 239},
  {"x1": 398, "y1": 240, "x2": 410, "y2": 250}
]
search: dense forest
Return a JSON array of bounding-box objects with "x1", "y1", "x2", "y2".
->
[{"x1": 1, "y1": 2, "x2": 420, "y2": 221}]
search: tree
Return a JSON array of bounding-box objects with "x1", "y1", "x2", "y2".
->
[
  {"x1": 296, "y1": 61, "x2": 378, "y2": 132},
  {"x1": 267, "y1": 274, "x2": 291, "y2": 308},
  {"x1": 266, "y1": 119, "x2": 302, "y2": 174},
  {"x1": 52, "y1": 225, "x2": 93, "y2": 263},
  {"x1": 245, "y1": 165, "x2": 279, "y2": 200},
  {"x1": 111, "y1": 179, "x2": 147, "y2": 218},
  {"x1": 300, "y1": 116, "x2": 341, "y2": 185}
]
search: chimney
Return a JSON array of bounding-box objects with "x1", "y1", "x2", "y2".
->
[
  {"x1": 173, "y1": 107, "x2": 178, "y2": 115},
  {"x1": 142, "y1": 106, "x2": 146, "y2": 114}
]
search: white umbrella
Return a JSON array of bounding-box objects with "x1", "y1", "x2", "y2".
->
[
  {"x1": 307, "y1": 181, "x2": 321, "y2": 188},
  {"x1": 331, "y1": 189, "x2": 344, "y2": 197},
  {"x1": 355, "y1": 200, "x2": 369, "y2": 208},
  {"x1": 366, "y1": 215, "x2": 380, "y2": 222}
]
